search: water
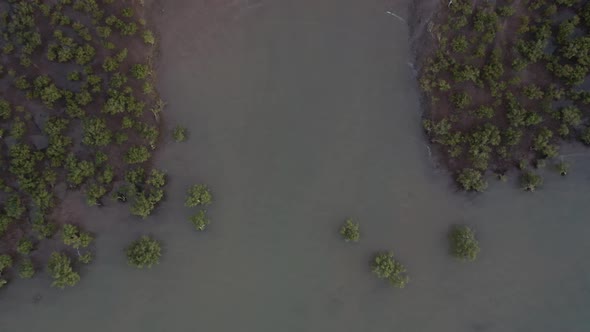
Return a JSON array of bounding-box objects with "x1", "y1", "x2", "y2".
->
[{"x1": 1, "y1": 1, "x2": 590, "y2": 331}]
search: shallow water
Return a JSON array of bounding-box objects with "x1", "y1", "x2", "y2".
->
[{"x1": 2, "y1": 1, "x2": 590, "y2": 331}]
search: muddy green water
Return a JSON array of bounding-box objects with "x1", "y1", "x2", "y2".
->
[{"x1": 2, "y1": 1, "x2": 590, "y2": 331}]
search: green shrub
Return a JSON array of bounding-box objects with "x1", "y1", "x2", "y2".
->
[
  {"x1": 520, "y1": 172, "x2": 543, "y2": 191},
  {"x1": 185, "y1": 184, "x2": 213, "y2": 207},
  {"x1": 581, "y1": 128, "x2": 590, "y2": 145},
  {"x1": 17, "y1": 238, "x2": 34, "y2": 255},
  {"x1": 18, "y1": 258, "x2": 35, "y2": 279},
  {"x1": 125, "y1": 167, "x2": 146, "y2": 186},
  {"x1": 125, "y1": 146, "x2": 151, "y2": 164},
  {"x1": 449, "y1": 225, "x2": 480, "y2": 261},
  {"x1": 497, "y1": 5, "x2": 515, "y2": 17},
  {"x1": 0, "y1": 254, "x2": 13, "y2": 272},
  {"x1": 102, "y1": 56, "x2": 118, "y2": 72},
  {"x1": 472, "y1": 105, "x2": 495, "y2": 119},
  {"x1": 172, "y1": 126, "x2": 187, "y2": 142},
  {"x1": 451, "y1": 36, "x2": 469, "y2": 53},
  {"x1": 147, "y1": 169, "x2": 166, "y2": 188},
  {"x1": 82, "y1": 117, "x2": 112, "y2": 146},
  {"x1": 371, "y1": 252, "x2": 409, "y2": 288},
  {"x1": 457, "y1": 168, "x2": 487, "y2": 192},
  {"x1": 79, "y1": 252, "x2": 93, "y2": 264},
  {"x1": 130, "y1": 189, "x2": 164, "y2": 218},
  {"x1": 126, "y1": 236, "x2": 161, "y2": 268},
  {"x1": 131, "y1": 64, "x2": 150, "y2": 79},
  {"x1": 66, "y1": 157, "x2": 96, "y2": 186},
  {"x1": 190, "y1": 210, "x2": 210, "y2": 231},
  {"x1": 86, "y1": 183, "x2": 107, "y2": 206},
  {"x1": 557, "y1": 161, "x2": 570, "y2": 176},
  {"x1": 47, "y1": 252, "x2": 80, "y2": 288},
  {"x1": 560, "y1": 106, "x2": 582, "y2": 126},
  {"x1": 143, "y1": 30, "x2": 155, "y2": 45},
  {"x1": 0, "y1": 98, "x2": 11, "y2": 120},
  {"x1": 451, "y1": 91, "x2": 472, "y2": 109},
  {"x1": 62, "y1": 224, "x2": 93, "y2": 249},
  {"x1": 5, "y1": 194, "x2": 25, "y2": 219},
  {"x1": 340, "y1": 219, "x2": 360, "y2": 242}
]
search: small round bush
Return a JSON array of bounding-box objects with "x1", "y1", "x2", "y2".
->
[
  {"x1": 520, "y1": 172, "x2": 542, "y2": 191},
  {"x1": 371, "y1": 252, "x2": 409, "y2": 288},
  {"x1": 457, "y1": 168, "x2": 488, "y2": 192},
  {"x1": 172, "y1": 126, "x2": 187, "y2": 142},
  {"x1": 340, "y1": 219, "x2": 360, "y2": 242},
  {"x1": 16, "y1": 238, "x2": 34, "y2": 255},
  {"x1": 190, "y1": 210, "x2": 209, "y2": 231},
  {"x1": 449, "y1": 225, "x2": 480, "y2": 261},
  {"x1": 126, "y1": 236, "x2": 161, "y2": 269},
  {"x1": 18, "y1": 258, "x2": 35, "y2": 279},
  {"x1": 185, "y1": 184, "x2": 213, "y2": 207}
]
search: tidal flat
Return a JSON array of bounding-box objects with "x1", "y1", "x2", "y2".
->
[{"x1": 1, "y1": 1, "x2": 590, "y2": 331}]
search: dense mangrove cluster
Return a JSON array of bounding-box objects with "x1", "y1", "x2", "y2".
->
[
  {"x1": 420, "y1": 0, "x2": 590, "y2": 191},
  {"x1": 0, "y1": 0, "x2": 165, "y2": 288}
]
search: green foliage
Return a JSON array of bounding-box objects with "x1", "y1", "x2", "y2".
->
[
  {"x1": 47, "y1": 252, "x2": 80, "y2": 288},
  {"x1": 79, "y1": 252, "x2": 93, "y2": 264},
  {"x1": 371, "y1": 252, "x2": 409, "y2": 288},
  {"x1": 185, "y1": 184, "x2": 213, "y2": 207},
  {"x1": 482, "y1": 49, "x2": 504, "y2": 82},
  {"x1": 5, "y1": 194, "x2": 25, "y2": 219},
  {"x1": 130, "y1": 189, "x2": 164, "y2": 218},
  {"x1": 67, "y1": 71, "x2": 80, "y2": 81},
  {"x1": 142, "y1": 30, "x2": 155, "y2": 45},
  {"x1": 10, "y1": 118, "x2": 26, "y2": 139},
  {"x1": 0, "y1": 98, "x2": 11, "y2": 120},
  {"x1": 98, "y1": 166, "x2": 114, "y2": 184},
  {"x1": 497, "y1": 5, "x2": 515, "y2": 17},
  {"x1": 66, "y1": 156, "x2": 96, "y2": 186},
  {"x1": 17, "y1": 238, "x2": 34, "y2": 255},
  {"x1": 125, "y1": 167, "x2": 146, "y2": 186},
  {"x1": 190, "y1": 210, "x2": 210, "y2": 231},
  {"x1": 520, "y1": 172, "x2": 543, "y2": 191},
  {"x1": 581, "y1": 128, "x2": 590, "y2": 145},
  {"x1": 82, "y1": 117, "x2": 112, "y2": 146},
  {"x1": 451, "y1": 91, "x2": 472, "y2": 109},
  {"x1": 172, "y1": 126, "x2": 187, "y2": 142},
  {"x1": 472, "y1": 105, "x2": 494, "y2": 119},
  {"x1": 131, "y1": 64, "x2": 150, "y2": 79},
  {"x1": 75, "y1": 44, "x2": 96, "y2": 65},
  {"x1": 102, "y1": 56, "x2": 118, "y2": 72},
  {"x1": 126, "y1": 236, "x2": 161, "y2": 268},
  {"x1": 0, "y1": 254, "x2": 13, "y2": 272},
  {"x1": 560, "y1": 106, "x2": 582, "y2": 126},
  {"x1": 18, "y1": 258, "x2": 35, "y2": 279},
  {"x1": 86, "y1": 183, "x2": 107, "y2": 206},
  {"x1": 451, "y1": 36, "x2": 469, "y2": 53},
  {"x1": 0, "y1": 215, "x2": 13, "y2": 237},
  {"x1": 452, "y1": 64, "x2": 480, "y2": 83},
  {"x1": 449, "y1": 225, "x2": 480, "y2": 261},
  {"x1": 147, "y1": 169, "x2": 166, "y2": 188},
  {"x1": 557, "y1": 16, "x2": 579, "y2": 45},
  {"x1": 340, "y1": 219, "x2": 360, "y2": 242},
  {"x1": 32, "y1": 215, "x2": 56, "y2": 239},
  {"x1": 457, "y1": 168, "x2": 488, "y2": 192},
  {"x1": 557, "y1": 161, "x2": 570, "y2": 176},
  {"x1": 125, "y1": 146, "x2": 151, "y2": 164},
  {"x1": 523, "y1": 84, "x2": 544, "y2": 100},
  {"x1": 62, "y1": 224, "x2": 93, "y2": 249},
  {"x1": 532, "y1": 128, "x2": 558, "y2": 158}
]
